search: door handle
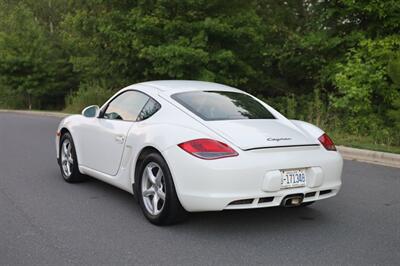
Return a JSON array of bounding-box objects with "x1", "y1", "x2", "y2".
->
[{"x1": 115, "y1": 135, "x2": 125, "y2": 144}]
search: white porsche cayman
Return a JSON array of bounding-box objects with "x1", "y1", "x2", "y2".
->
[{"x1": 56, "y1": 80, "x2": 343, "y2": 225}]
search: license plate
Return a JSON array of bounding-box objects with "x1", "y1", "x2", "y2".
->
[{"x1": 281, "y1": 169, "x2": 306, "y2": 188}]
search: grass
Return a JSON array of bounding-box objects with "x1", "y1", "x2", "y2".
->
[{"x1": 331, "y1": 131, "x2": 400, "y2": 154}]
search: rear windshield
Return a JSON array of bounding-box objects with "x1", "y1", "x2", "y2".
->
[{"x1": 171, "y1": 91, "x2": 275, "y2": 121}]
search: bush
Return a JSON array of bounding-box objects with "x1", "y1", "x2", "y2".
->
[
  {"x1": 0, "y1": 87, "x2": 26, "y2": 109},
  {"x1": 331, "y1": 36, "x2": 400, "y2": 134},
  {"x1": 266, "y1": 89, "x2": 330, "y2": 129},
  {"x1": 64, "y1": 82, "x2": 114, "y2": 114},
  {"x1": 267, "y1": 89, "x2": 400, "y2": 147}
]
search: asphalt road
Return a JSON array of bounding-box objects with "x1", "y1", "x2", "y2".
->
[{"x1": 0, "y1": 112, "x2": 399, "y2": 266}]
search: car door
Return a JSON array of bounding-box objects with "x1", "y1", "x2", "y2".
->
[{"x1": 80, "y1": 90, "x2": 150, "y2": 176}]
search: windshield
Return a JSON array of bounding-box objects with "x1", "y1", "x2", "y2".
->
[{"x1": 171, "y1": 91, "x2": 276, "y2": 121}]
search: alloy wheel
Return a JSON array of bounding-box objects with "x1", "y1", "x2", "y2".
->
[
  {"x1": 61, "y1": 139, "x2": 74, "y2": 177},
  {"x1": 141, "y1": 162, "x2": 166, "y2": 216}
]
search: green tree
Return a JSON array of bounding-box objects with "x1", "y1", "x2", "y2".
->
[
  {"x1": 332, "y1": 36, "x2": 400, "y2": 136},
  {"x1": 62, "y1": 0, "x2": 265, "y2": 92},
  {"x1": 0, "y1": 1, "x2": 77, "y2": 109}
]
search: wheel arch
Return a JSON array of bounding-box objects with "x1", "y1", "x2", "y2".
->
[
  {"x1": 60, "y1": 127, "x2": 70, "y2": 136},
  {"x1": 57, "y1": 127, "x2": 71, "y2": 164},
  {"x1": 57, "y1": 126, "x2": 83, "y2": 171},
  {"x1": 132, "y1": 146, "x2": 163, "y2": 195},
  {"x1": 131, "y1": 145, "x2": 188, "y2": 217}
]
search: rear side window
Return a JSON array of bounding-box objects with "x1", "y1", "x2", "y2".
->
[
  {"x1": 137, "y1": 98, "x2": 161, "y2": 121},
  {"x1": 171, "y1": 91, "x2": 275, "y2": 121}
]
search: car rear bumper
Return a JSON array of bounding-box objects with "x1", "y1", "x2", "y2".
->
[{"x1": 162, "y1": 145, "x2": 343, "y2": 212}]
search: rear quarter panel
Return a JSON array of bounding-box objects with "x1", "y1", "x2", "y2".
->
[{"x1": 290, "y1": 120, "x2": 325, "y2": 139}]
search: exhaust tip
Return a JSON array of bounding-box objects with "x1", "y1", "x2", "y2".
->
[{"x1": 281, "y1": 194, "x2": 304, "y2": 207}]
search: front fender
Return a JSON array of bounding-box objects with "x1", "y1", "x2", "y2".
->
[{"x1": 55, "y1": 115, "x2": 86, "y2": 162}]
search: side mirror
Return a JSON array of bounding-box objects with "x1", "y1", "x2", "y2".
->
[{"x1": 82, "y1": 105, "x2": 100, "y2": 118}]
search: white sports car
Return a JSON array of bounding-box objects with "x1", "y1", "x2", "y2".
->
[{"x1": 56, "y1": 80, "x2": 343, "y2": 225}]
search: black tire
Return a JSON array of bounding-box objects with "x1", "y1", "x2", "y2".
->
[
  {"x1": 59, "y1": 132, "x2": 87, "y2": 183},
  {"x1": 136, "y1": 152, "x2": 188, "y2": 225}
]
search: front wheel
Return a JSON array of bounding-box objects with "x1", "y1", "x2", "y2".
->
[
  {"x1": 137, "y1": 152, "x2": 187, "y2": 225},
  {"x1": 59, "y1": 133, "x2": 87, "y2": 183}
]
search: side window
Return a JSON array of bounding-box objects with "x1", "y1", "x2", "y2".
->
[
  {"x1": 137, "y1": 98, "x2": 161, "y2": 121},
  {"x1": 103, "y1": 91, "x2": 149, "y2": 121}
]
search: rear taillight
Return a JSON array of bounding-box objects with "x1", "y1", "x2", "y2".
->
[
  {"x1": 318, "y1": 133, "x2": 336, "y2": 151},
  {"x1": 178, "y1": 139, "x2": 238, "y2": 160}
]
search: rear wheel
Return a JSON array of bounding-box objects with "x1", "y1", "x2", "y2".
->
[
  {"x1": 136, "y1": 152, "x2": 187, "y2": 225},
  {"x1": 59, "y1": 133, "x2": 87, "y2": 183}
]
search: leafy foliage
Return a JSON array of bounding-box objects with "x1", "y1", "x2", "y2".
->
[
  {"x1": 0, "y1": 2, "x2": 77, "y2": 109},
  {"x1": 331, "y1": 36, "x2": 400, "y2": 132},
  {"x1": 0, "y1": 0, "x2": 399, "y2": 145},
  {"x1": 64, "y1": 81, "x2": 113, "y2": 114}
]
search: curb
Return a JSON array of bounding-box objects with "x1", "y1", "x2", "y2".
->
[
  {"x1": 337, "y1": 146, "x2": 400, "y2": 169},
  {"x1": 1, "y1": 110, "x2": 399, "y2": 168},
  {"x1": 0, "y1": 109, "x2": 69, "y2": 118}
]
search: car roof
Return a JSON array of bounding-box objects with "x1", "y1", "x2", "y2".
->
[{"x1": 137, "y1": 80, "x2": 242, "y2": 93}]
